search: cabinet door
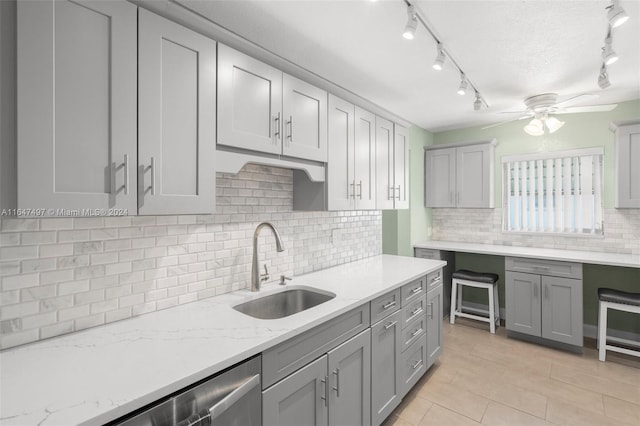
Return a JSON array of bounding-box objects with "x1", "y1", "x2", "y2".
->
[
  {"x1": 354, "y1": 107, "x2": 376, "y2": 210},
  {"x1": 328, "y1": 329, "x2": 371, "y2": 426},
  {"x1": 615, "y1": 123, "x2": 640, "y2": 208},
  {"x1": 218, "y1": 44, "x2": 282, "y2": 155},
  {"x1": 263, "y1": 355, "x2": 328, "y2": 426},
  {"x1": 393, "y1": 124, "x2": 410, "y2": 209},
  {"x1": 505, "y1": 272, "x2": 541, "y2": 337},
  {"x1": 456, "y1": 143, "x2": 494, "y2": 208},
  {"x1": 426, "y1": 284, "x2": 443, "y2": 368},
  {"x1": 375, "y1": 117, "x2": 395, "y2": 210},
  {"x1": 424, "y1": 148, "x2": 456, "y2": 207},
  {"x1": 282, "y1": 74, "x2": 327, "y2": 162},
  {"x1": 327, "y1": 95, "x2": 355, "y2": 210},
  {"x1": 138, "y1": 10, "x2": 216, "y2": 215},
  {"x1": 541, "y1": 276, "x2": 583, "y2": 346},
  {"x1": 371, "y1": 310, "x2": 402, "y2": 426},
  {"x1": 17, "y1": 0, "x2": 137, "y2": 213}
]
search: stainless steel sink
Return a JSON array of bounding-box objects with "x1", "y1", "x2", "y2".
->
[{"x1": 233, "y1": 287, "x2": 335, "y2": 319}]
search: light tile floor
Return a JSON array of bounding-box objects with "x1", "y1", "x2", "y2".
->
[{"x1": 385, "y1": 320, "x2": 640, "y2": 426}]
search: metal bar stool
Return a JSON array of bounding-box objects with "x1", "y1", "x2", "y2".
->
[
  {"x1": 450, "y1": 269, "x2": 500, "y2": 333},
  {"x1": 597, "y1": 288, "x2": 640, "y2": 362}
]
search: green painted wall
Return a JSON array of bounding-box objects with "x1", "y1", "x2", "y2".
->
[
  {"x1": 433, "y1": 99, "x2": 640, "y2": 208},
  {"x1": 431, "y1": 100, "x2": 640, "y2": 334},
  {"x1": 382, "y1": 126, "x2": 433, "y2": 256}
]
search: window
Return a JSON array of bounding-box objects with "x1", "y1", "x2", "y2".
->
[{"x1": 502, "y1": 148, "x2": 604, "y2": 235}]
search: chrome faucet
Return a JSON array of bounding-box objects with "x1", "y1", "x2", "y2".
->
[{"x1": 251, "y1": 222, "x2": 284, "y2": 292}]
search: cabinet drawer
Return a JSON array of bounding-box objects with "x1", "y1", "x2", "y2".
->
[
  {"x1": 426, "y1": 269, "x2": 443, "y2": 291},
  {"x1": 505, "y1": 257, "x2": 582, "y2": 279},
  {"x1": 414, "y1": 248, "x2": 440, "y2": 259},
  {"x1": 401, "y1": 334, "x2": 427, "y2": 395},
  {"x1": 401, "y1": 277, "x2": 426, "y2": 306},
  {"x1": 401, "y1": 315, "x2": 426, "y2": 352},
  {"x1": 262, "y1": 304, "x2": 370, "y2": 388},
  {"x1": 371, "y1": 289, "x2": 401, "y2": 324},
  {"x1": 402, "y1": 296, "x2": 426, "y2": 329}
]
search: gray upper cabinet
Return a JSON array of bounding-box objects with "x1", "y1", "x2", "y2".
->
[
  {"x1": 217, "y1": 44, "x2": 282, "y2": 155},
  {"x1": 218, "y1": 45, "x2": 327, "y2": 162},
  {"x1": 282, "y1": 74, "x2": 328, "y2": 162},
  {"x1": 327, "y1": 330, "x2": 371, "y2": 426},
  {"x1": 263, "y1": 355, "x2": 328, "y2": 426},
  {"x1": 327, "y1": 95, "x2": 376, "y2": 211},
  {"x1": 138, "y1": 9, "x2": 216, "y2": 215},
  {"x1": 376, "y1": 118, "x2": 409, "y2": 210},
  {"x1": 17, "y1": 0, "x2": 137, "y2": 214},
  {"x1": 425, "y1": 142, "x2": 495, "y2": 208},
  {"x1": 614, "y1": 123, "x2": 640, "y2": 208}
]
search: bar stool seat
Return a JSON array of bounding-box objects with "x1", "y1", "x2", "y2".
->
[
  {"x1": 598, "y1": 288, "x2": 640, "y2": 362},
  {"x1": 450, "y1": 269, "x2": 500, "y2": 333}
]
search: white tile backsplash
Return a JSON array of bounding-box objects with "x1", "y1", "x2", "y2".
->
[
  {"x1": 0, "y1": 165, "x2": 382, "y2": 349},
  {"x1": 432, "y1": 208, "x2": 640, "y2": 255}
]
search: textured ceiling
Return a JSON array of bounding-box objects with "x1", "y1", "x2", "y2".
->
[{"x1": 179, "y1": 0, "x2": 640, "y2": 132}]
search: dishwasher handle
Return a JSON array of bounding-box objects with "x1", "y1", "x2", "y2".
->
[{"x1": 176, "y1": 374, "x2": 260, "y2": 426}]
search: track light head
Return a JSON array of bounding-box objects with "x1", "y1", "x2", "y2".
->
[
  {"x1": 602, "y1": 38, "x2": 619, "y2": 65},
  {"x1": 598, "y1": 63, "x2": 611, "y2": 89},
  {"x1": 473, "y1": 92, "x2": 483, "y2": 111},
  {"x1": 402, "y1": 5, "x2": 418, "y2": 40},
  {"x1": 607, "y1": 0, "x2": 629, "y2": 28},
  {"x1": 457, "y1": 73, "x2": 468, "y2": 95},
  {"x1": 432, "y1": 44, "x2": 445, "y2": 70}
]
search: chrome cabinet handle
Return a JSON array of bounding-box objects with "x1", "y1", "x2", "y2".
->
[
  {"x1": 320, "y1": 376, "x2": 328, "y2": 406},
  {"x1": 411, "y1": 306, "x2": 423, "y2": 316},
  {"x1": 412, "y1": 327, "x2": 423, "y2": 337},
  {"x1": 149, "y1": 157, "x2": 156, "y2": 196},
  {"x1": 332, "y1": 368, "x2": 340, "y2": 397},
  {"x1": 395, "y1": 185, "x2": 401, "y2": 200},
  {"x1": 411, "y1": 359, "x2": 423, "y2": 370},
  {"x1": 383, "y1": 320, "x2": 397, "y2": 331},
  {"x1": 287, "y1": 115, "x2": 293, "y2": 141},
  {"x1": 122, "y1": 154, "x2": 129, "y2": 195},
  {"x1": 382, "y1": 300, "x2": 396, "y2": 310},
  {"x1": 430, "y1": 302, "x2": 434, "y2": 319},
  {"x1": 357, "y1": 181, "x2": 362, "y2": 199},
  {"x1": 273, "y1": 113, "x2": 281, "y2": 140},
  {"x1": 411, "y1": 286, "x2": 422, "y2": 294}
]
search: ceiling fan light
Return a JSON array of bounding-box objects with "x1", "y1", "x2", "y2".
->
[
  {"x1": 545, "y1": 116, "x2": 565, "y2": 133},
  {"x1": 432, "y1": 44, "x2": 445, "y2": 70},
  {"x1": 402, "y1": 6, "x2": 418, "y2": 39},
  {"x1": 607, "y1": 0, "x2": 629, "y2": 28},
  {"x1": 524, "y1": 118, "x2": 545, "y2": 136},
  {"x1": 457, "y1": 74, "x2": 468, "y2": 95}
]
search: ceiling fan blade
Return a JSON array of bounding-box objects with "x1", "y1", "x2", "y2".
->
[
  {"x1": 499, "y1": 110, "x2": 529, "y2": 114},
  {"x1": 554, "y1": 94, "x2": 599, "y2": 108},
  {"x1": 482, "y1": 116, "x2": 529, "y2": 130},
  {"x1": 554, "y1": 104, "x2": 618, "y2": 114}
]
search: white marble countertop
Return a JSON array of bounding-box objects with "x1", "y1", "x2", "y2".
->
[
  {"x1": 414, "y1": 240, "x2": 640, "y2": 269},
  {"x1": 0, "y1": 254, "x2": 445, "y2": 426}
]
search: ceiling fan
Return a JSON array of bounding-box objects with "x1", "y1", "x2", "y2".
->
[{"x1": 483, "y1": 93, "x2": 618, "y2": 136}]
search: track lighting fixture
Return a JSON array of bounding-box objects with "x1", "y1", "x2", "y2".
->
[
  {"x1": 432, "y1": 43, "x2": 445, "y2": 70},
  {"x1": 607, "y1": 0, "x2": 629, "y2": 28},
  {"x1": 601, "y1": 27, "x2": 619, "y2": 65},
  {"x1": 598, "y1": 63, "x2": 611, "y2": 89},
  {"x1": 402, "y1": 5, "x2": 418, "y2": 40},
  {"x1": 473, "y1": 92, "x2": 483, "y2": 111},
  {"x1": 457, "y1": 73, "x2": 468, "y2": 95}
]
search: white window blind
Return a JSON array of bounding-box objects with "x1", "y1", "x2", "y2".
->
[{"x1": 502, "y1": 148, "x2": 604, "y2": 235}]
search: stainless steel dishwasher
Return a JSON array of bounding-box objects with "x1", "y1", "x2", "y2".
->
[{"x1": 113, "y1": 355, "x2": 261, "y2": 426}]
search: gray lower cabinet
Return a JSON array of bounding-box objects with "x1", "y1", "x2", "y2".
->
[
  {"x1": 506, "y1": 257, "x2": 583, "y2": 347},
  {"x1": 263, "y1": 329, "x2": 371, "y2": 426},
  {"x1": 371, "y1": 310, "x2": 402, "y2": 426},
  {"x1": 426, "y1": 283, "x2": 443, "y2": 368}
]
